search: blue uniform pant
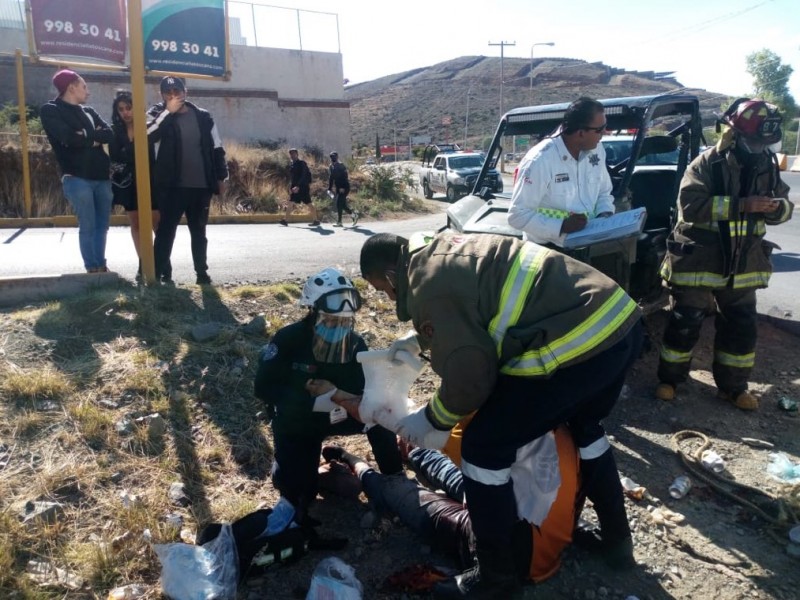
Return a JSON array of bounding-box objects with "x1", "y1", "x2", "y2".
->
[
  {"x1": 272, "y1": 417, "x2": 401, "y2": 519},
  {"x1": 461, "y1": 321, "x2": 643, "y2": 565}
]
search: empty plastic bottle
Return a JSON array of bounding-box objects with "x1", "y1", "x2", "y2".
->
[
  {"x1": 668, "y1": 475, "x2": 691, "y2": 499},
  {"x1": 700, "y1": 450, "x2": 725, "y2": 473}
]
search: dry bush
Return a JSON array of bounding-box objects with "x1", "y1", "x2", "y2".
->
[{"x1": 0, "y1": 138, "x2": 423, "y2": 220}]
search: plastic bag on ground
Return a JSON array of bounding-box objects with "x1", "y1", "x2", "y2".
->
[
  {"x1": 766, "y1": 452, "x2": 800, "y2": 484},
  {"x1": 306, "y1": 557, "x2": 362, "y2": 600},
  {"x1": 357, "y1": 349, "x2": 423, "y2": 431},
  {"x1": 154, "y1": 522, "x2": 239, "y2": 600}
]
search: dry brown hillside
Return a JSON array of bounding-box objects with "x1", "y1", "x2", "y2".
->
[{"x1": 345, "y1": 56, "x2": 723, "y2": 150}]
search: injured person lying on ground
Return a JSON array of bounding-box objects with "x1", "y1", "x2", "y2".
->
[{"x1": 318, "y1": 416, "x2": 606, "y2": 596}]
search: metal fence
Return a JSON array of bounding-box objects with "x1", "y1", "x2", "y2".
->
[
  {"x1": 0, "y1": 0, "x2": 24, "y2": 29},
  {"x1": 227, "y1": 1, "x2": 339, "y2": 52},
  {"x1": 0, "y1": 1, "x2": 340, "y2": 51}
]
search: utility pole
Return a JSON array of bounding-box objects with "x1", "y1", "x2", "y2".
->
[
  {"x1": 488, "y1": 40, "x2": 515, "y2": 119},
  {"x1": 464, "y1": 83, "x2": 472, "y2": 149},
  {"x1": 489, "y1": 40, "x2": 515, "y2": 172}
]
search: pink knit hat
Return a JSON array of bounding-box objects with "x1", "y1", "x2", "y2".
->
[{"x1": 52, "y1": 69, "x2": 80, "y2": 96}]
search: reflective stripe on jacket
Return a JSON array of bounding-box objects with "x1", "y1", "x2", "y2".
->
[
  {"x1": 660, "y1": 144, "x2": 792, "y2": 290},
  {"x1": 404, "y1": 233, "x2": 641, "y2": 428}
]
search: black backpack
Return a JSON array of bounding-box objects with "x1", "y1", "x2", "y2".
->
[
  {"x1": 197, "y1": 509, "x2": 348, "y2": 580},
  {"x1": 197, "y1": 509, "x2": 311, "y2": 579}
]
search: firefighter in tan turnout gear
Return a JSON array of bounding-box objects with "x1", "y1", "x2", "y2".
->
[
  {"x1": 360, "y1": 231, "x2": 643, "y2": 598},
  {"x1": 656, "y1": 98, "x2": 793, "y2": 410}
]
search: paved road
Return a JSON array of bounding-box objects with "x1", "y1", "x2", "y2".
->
[
  {"x1": 0, "y1": 206, "x2": 449, "y2": 285},
  {"x1": 2, "y1": 172, "x2": 798, "y2": 326}
]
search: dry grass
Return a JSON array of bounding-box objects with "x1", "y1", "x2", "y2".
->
[
  {"x1": 0, "y1": 279, "x2": 412, "y2": 597},
  {"x1": 0, "y1": 140, "x2": 425, "y2": 220}
]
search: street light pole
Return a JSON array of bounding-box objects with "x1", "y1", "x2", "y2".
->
[
  {"x1": 464, "y1": 84, "x2": 471, "y2": 149},
  {"x1": 489, "y1": 40, "x2": 515, "y2": 172},
  {"x1": 529, "y1": 42, "x2": 555, "y2": 104}
]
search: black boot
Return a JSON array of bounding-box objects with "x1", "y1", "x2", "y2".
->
[
  {"x1": 433, "y1": 547, "x2": 524, "y2": 599},
  {"x1": 580, "y1": 449, "x2": 635, "y2": 570}
]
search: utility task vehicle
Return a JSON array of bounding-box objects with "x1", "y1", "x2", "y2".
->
[{"x1": 445, "y1": 94, "x2": 703, "y2": 302}]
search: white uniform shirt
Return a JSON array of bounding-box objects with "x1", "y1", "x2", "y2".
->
[{"x1": 508, "y1": 136, "x2": 614, "y2": 246}]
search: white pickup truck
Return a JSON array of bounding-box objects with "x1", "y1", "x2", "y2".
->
[{"x1": 419, "y1": 150, "x2": 503, "y2": 202}]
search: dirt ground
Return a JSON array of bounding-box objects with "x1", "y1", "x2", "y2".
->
[
  {"x1": 241, "y1": 306, "x2": 800, "y2": 600},
  {"x1": 1, "y1": 279, "x2": 799, "y2": 600}
]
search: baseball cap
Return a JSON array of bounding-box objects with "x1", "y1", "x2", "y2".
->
[
  {"x1": 329, "y1": 151, "x2": 339, "y2": 160},
  {"x1": 52, "y1": 69, "x2": 80, "y2": 96},
  {"x1": 160, "y1": 76, "x2": 186, "y2": 94}
]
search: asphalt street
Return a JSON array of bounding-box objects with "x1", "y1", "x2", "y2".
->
[
  {"x1": 1, "y1": 172, "x2": 798, "y2": 327},
  {"x1": 0, "y1": 207, "x2": 448, "y2": 285}
]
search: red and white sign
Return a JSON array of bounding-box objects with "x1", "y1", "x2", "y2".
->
[{"x1": 30, "y1": 0, "x2": 127, "y2": 64}]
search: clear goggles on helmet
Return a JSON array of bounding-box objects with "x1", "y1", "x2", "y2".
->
[{"x1": 314, "y1": 288, "x2": 362, "y2": 314}]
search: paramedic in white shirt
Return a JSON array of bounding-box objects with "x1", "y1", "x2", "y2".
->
[{"x1": 508, "y1": 97, "x2": 615, "y2": 247}]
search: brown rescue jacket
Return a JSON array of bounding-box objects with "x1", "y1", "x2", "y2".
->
[
  {"x1": 660, "y1": 142, "x2": 792, "y2": 289},
  {"x1": 398, "y1": 232, "x2": 641, "y2": 427}
]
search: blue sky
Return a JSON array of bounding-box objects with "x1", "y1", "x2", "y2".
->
[{"x1": 286, "y1": 0, "x2": 800, "y2": 101}]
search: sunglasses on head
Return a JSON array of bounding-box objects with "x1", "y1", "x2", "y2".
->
[
  {"x1": 316, "y1": 289, "x2": 362, "y2": 314},
  {"x1": 583, "y1": 123, "x2": 607, "y2": 133}
]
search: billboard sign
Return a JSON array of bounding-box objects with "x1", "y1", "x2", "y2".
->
[
  {"x1": 143, "y1": 0, "x2": 227, "y2": 77},
  {"x1": 29, "y1": 0, "x2": 127, "y2": 64}
]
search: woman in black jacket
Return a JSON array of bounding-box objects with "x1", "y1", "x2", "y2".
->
[
  {"x1": 254, "y1": 268, "x2": 403, "y2": 524},
  {"x1": 108, "y1": 90, "x2": 159, "y2": 282}
]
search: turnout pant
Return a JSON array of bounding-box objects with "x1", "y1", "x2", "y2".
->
[
  {"x1": 154, "y1": 187, "x2": 212, "y2": 279},
  {"x1": 460, "y1": 321, "x2": 643, "y2": 581},
  {"x1": 658, "y1": 286, "x2": 757, "y2": 395}
]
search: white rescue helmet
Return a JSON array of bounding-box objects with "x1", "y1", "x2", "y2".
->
[{"x1": 300, "y1": 267, "x2": 362, "y2": 315}]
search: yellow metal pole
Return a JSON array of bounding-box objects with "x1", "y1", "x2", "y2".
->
[
  {"x1": 15, "y1": 49, "x2": 32, "y2": 219},
  {"x1": 127, "y1": 0, "x2": 156, "y2": 285}
]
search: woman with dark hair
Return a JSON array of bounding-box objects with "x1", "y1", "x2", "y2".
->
[
  {"x1": 109, "y1": 90, "x2": 159, "y2": 281},
  {"x1": 253, "y1": 267, "x2": 403, "y2": 525}
]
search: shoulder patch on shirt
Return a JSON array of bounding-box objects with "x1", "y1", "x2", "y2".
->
[
  {"x1": 259, "y1": 343, "x2": 278, "y2": 362},
  {"x1": 555, "y1": 173, "x2": 570, "y2": 183}
]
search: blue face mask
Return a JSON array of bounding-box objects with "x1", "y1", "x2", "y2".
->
[{"x1": 312, "y1": 312, "x2": 356, "y2": 363}]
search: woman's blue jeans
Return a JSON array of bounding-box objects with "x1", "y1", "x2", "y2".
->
[{"x1": 62, "y1": 176, "x2": 113, "y2": 271}]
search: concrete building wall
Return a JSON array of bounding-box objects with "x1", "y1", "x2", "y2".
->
[{"x1": 0, "y1": 29, "x2": 351, "y2": 155}]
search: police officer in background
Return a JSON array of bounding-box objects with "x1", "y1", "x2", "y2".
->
[{"x1": 656, "y1": 98, "x2": 793, "y2": 410}]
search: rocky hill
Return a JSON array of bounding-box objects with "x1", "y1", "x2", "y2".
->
[{"x1": 344, "y1": 56, "x2": 722, "y2": 149}]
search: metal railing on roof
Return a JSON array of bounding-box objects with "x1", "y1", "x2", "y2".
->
[
  {"x1": 0, "y1": 1, "x2": 340, "y2": 52},
  {"x1": 0, "y1": 0, "x2": 24, "y2": 30}
]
